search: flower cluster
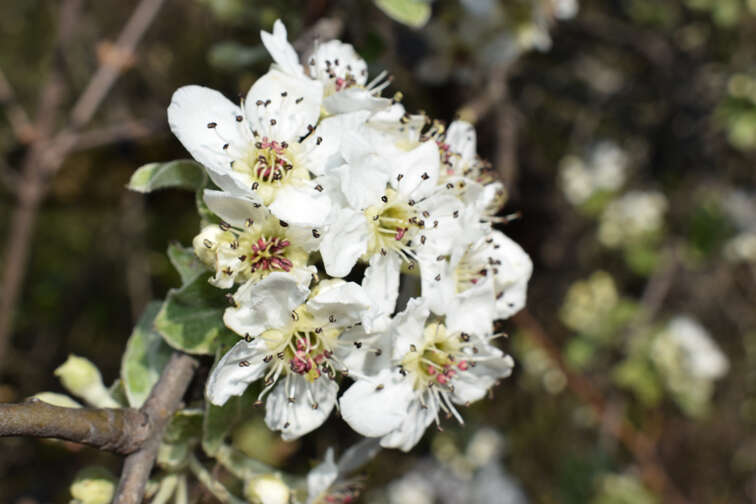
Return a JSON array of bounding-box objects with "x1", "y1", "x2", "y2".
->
[{"x1": 168, "y1": 20, "x2": 532, "y2": 450}]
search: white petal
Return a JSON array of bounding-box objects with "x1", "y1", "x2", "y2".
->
[
  {"x1": 167, "y1": 85, "x2": 250, "y2": 192},
  {"x1": 205, "y1": 339, "x2": 268, "y2": 405},
  {"x1": 306, "y1": 281, "x2": 371, "y2": 328},
  {"x1": 379, "y1": 395, "x2": 437, "y2": 452},
  {"x1": 393, "y1": 141, "x2": 440, "y2": 200},
  {"x1": 265, "y1": 375, "x2": 338, "y2": 440},
  {"x1": 451, "y1": 350, "x2": 514, "y2": 405},
  {"x1": 337, "y1": 326, "x2": 391, "y2": 377},
  {"x1": 339, "y1": 368, "x2": 415, "y2": 438},
  {"x1": 361, "y1": 253, "x2": 401, "y2": 333},
  {"x1": 269, "y1": 183, "x2": 332, "y2": 227},
  {"x1": 445, "y1": 276, "x2": 496, "y2": 336},
  {"x1": 417, "y1": 253, "x2": 456, "y2": 316},
  {"x1": 224, "y1": 273, "x2": 309, "y2": 336},
  {"x1": 323, "y1": 89, "x2": 391, "y2": 115},
  {"x1": 302, "y1": 111, "x2": 371, "y2": 176},
  {"x1": 261, "y1": 19, "x2": 304, "y2": 77},
  {"x1": 488, "y1": 231, "x2": 533, "y2": 319},
  {"x1": 320, "y1": 208, "x2": 369, "y2": 277},
  {"x1": 307, "y1": 449, "x2": 338, "y2": 504},
  {"x1": 245, "y1": 70, "x2": 323, "y2": 142},
  {"x1": 391, "y1": 298, "x2": 430, "y2": 361},
  {"x1": 445, "y1": 120, "x2": 477, "y2": 163},
  {"x1": 309, "y1": 40, "x2": 369, "y2": 86},
  {"x1": 203, "y1": 189, "x2": 266, "y2": 227}
]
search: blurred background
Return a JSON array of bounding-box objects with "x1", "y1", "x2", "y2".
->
[{"x1": 1, "y1": 0, "x2": 755, "y2": 502}]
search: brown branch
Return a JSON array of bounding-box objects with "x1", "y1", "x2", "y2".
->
[
  {"x1": 113, "y1": 352, "x2": 198, "y2": 504},
  {"x1": 71, "y1": 118, "x2": 165, "y2": 152},
  {"x1": 0, "y1": 67, "x2": 35, "y2": 143},
  {"x1": 456, "y1": 65, "x2": 510, "y2": 125},
  {"x1": 0, "y1": 0, "x2": 168, "y2": 370},
  {"x1": 513, "y1": 309, "x2": 690, "y2": 504},
  {"x1": 69, "y1": 0, "x2": 168, "y2": 128},
  {"x1": 0, "y1": 401, "x2": 149, "y2": 454}
]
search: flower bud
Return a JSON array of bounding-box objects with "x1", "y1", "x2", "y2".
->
[
  {"x1": 54, "y1": 355, "x2": 119, "y2": 408},
  {"x1": 70, "y1": 466, "x2": 116, "y2": 504},
  {"x1": 244, "y1": 474, "x2": 290, "y2": 504}
]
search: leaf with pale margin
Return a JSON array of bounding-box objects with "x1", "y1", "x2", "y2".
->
[
  {"x1": 128, "y1": 159, "x2": 207, "y2": 193},
  {"x1": 121, "y1": 302, "x2": 174, "y2": 407},
  {"x1": 374, "y1": 0, "x2": 431, "y2": 28},
  {"x1": 155, "y1": 273, "x2": 238, "y2": 356},
  {"x1": 202, "y1": 380, "x2": 257, "y2": 457},
  {"x1": 167, "y1": 242, "x2": 207, "y2": 285}
]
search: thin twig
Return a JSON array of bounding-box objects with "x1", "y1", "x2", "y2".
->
[
  {"x1": 70, "y1": 117, "x2": 165, "y2": 152},
  {"x1": 113, "y1": 352, "x2": 198, "y2": 504},
  {"x1": 69, "y1": 0, "x2": 168, "y2": 128},
  {"x1": 513, "y1": 309, "x2": 690, "y2": 504},
  {"x1": 0, "y1": 401, "x2": 149, "y2": 454},
  {"x1": 456, "y1": 65, "x2": 510, "y2": 125},
  {"x1": 188, "y1": 454, "x2": 246, "y2": 504},
  {"x1": 0, "y1": 66, "x2": 35, "y2": 143}
]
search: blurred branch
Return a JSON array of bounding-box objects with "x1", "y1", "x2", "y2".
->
[
  {"x1": 513, "y1": 309, "x2": 691, "y2": 504},
  {"x1": 0, "y1": 401, "x2": 149, "y2": 454},
  {"x1": 495, "y1": 93, "x2": 520, "y2": 192},
  {"x1": 114, "y1": 352, "x2": 198, "y2": 504},
  {"x1": 71, "y1": 118, "x2": 166, "y2": 152},
  {"x1": 0, "y1": 0, "x2": 168, "y2": 370},
  {"x1": 456, "y1": 66, "x2": 510, "y2": 125},
  {"x1": 0, "y1": 67, "x2": 35, "y2": 143},
  {"x1": 69, "y1": 0, "x2": 168, "y2": 128}
]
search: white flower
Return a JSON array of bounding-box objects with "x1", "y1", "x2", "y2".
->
[
  {"x1": 317, "y1": 134, "x2": 466, "y2": 298},
  {"x1": 651, "y1": 315, "x2": 729, "y2": 417},
  {"x1": 206, "y1": 273, "x2": 371, "y2": 440},
  {"x1": 598, "y1": 190, "x2": 667, "y2": 247},
  {"x1": 168, "y1": 70, "x2": 335, "y2": 228},
  {"x1": 654, "y1": 316, "x2": 729, "y2": 381},
  {"x1": 193, "y1": 190, "x2": 318, "y2": 288},
  {"x1": 261, "y1": 20, "x2": 391, "y2": 114},
  {"x1": 339, "y1": 300, "x2": 514, "y2": 451},
  {"x1": 559, "y1": 141, "x2": 628, "y2": 206},
  {"x1": 304, "y1": 448, "x2": 363, "y2": 504},
  {"x1": 422, "y1": 230, "x2": 533, "y2": 328},
  {"x1": 439, "y1": 120, "x2": 507, "y2": 220}
]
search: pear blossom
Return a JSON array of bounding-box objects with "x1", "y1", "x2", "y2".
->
[
  {"x1": 261, "y1": 20, "x2": 392, "y2": 114},
  {"x1": 438, "y1": 120, "x2": 507, "y2": 220},
  {"x1": 340, "y1": 300, "x2": 514, "y2": 451},
  {"x1": 168, "y1": 70, "x2": 334, "y2": 228},
  {"x1": 317, "y1": 133, "x2": 466, "y2": 292},
  {"x1": 206, "y1": 273, "x2": 371, "y2": 440},
  {"x1": 305, "y1": 449, "x2": 363, "y2": 504},
  {"x1": 193, "y1": 190, "x2": 318, "y2": 288},
  {"x1": 421, "y1": 230, "x2": 533, "y2": 329}
]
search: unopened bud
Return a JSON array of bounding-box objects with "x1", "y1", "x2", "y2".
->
[
  {"x1": 70, "y1": 466, "x2": 116, "y2": 504},
  {"x1": 244, "y1": 474, "x2": 290, "y2": 504},
  {"x1": 54, "y1": 355, "x2": 119, "y2": 408}
]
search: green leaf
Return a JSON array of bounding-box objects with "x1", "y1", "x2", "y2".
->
[
  {"x1": 374, "y1": 0, "x2": 431, "y2": 28},
  {"x1": 208, "y1": 42, "x2": 267, "y2": 71},
  {"x1": 203, "y1": 385, "x2": 257, "y2": 457},
  {"x1": 164, "y1": 409, "x2": 204, "y2": 445},
  {"x1": 122, "y1": 302, "x2": 174, "y2": 407},
  {"x1": 167, "y1": 243, "x2": 207, "y2": 285},
  {"x1": 155, "y1": 273, "x2": 238, "y2": 355},
  {"x1": 128, "y1": 160, "x2": 207, "y2": 193}
]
